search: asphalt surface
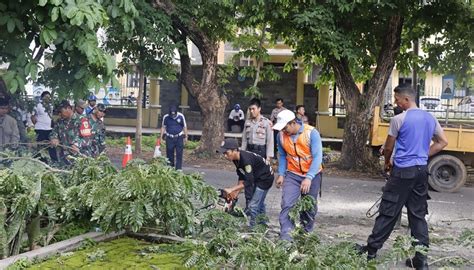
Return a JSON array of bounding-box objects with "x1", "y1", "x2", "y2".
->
[{"x1": 184, "y1": 166, "x2": 474, "y2": 230}]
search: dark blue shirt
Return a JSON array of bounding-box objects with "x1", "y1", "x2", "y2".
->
[{"x1": 162, "y1": 112, "x2": 187, "y2": 135}]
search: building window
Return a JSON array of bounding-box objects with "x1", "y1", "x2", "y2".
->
[{"x1": 127, "y1": 72, "x2": 139, "y2": 88}]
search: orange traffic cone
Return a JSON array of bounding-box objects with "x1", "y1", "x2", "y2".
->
[
  {"x1": 153, "y1": 138, "x2": 162, "y2": 158},
  {"x1": 122, "y1": 136, "x2": 133, "y2": 168}
]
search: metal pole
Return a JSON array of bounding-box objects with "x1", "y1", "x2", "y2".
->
[
  {"x1": 413, "y1": 39, "x2": 419, "y2": 106},
  {"x1": 332, "y1": 82, "x2": 337, "y2": 116},
  {"x1": 142, "y1": 76, "x2": 147, "y2": 108}
]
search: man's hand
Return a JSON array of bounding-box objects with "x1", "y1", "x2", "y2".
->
[
  {"x1": 384, "y1": 160, "x2": 393, "y2": 172},
  {"x1": 184, "y1": 136, "x2": 188, "y2": 145},
  {"x1": 300, "y1": 178, "x2": 311, "y2": 194},
  {"x1": 266, "y1": 157, "x2": 272, "y2": 163},
  {"x1": 50, "y1": 139, "x2": 59, "y2": 146},
  {"x1": 71, "y1": 145, "x2": 80, "y2": 153},
  {"x1": 223, "y1": 188, "x2": 239, "y2": 200},
  {"x1": 276, "y1": 175, "x2": 284, "y2": 189}
]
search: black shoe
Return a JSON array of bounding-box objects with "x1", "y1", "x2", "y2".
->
[
  {"x1": 354, "y1": 243, "x2": 377, "y2": 260},
  {"x1": 405, "y1": 253, "x2": 429, "y2": 270}
]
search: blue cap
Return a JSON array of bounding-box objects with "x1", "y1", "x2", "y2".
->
[
  {"x1": 88, "y1": 95, "x2": 97, "y2": 101},
  {"x1": 234, "y1": 104, "x2": 240, "y2": 111}
]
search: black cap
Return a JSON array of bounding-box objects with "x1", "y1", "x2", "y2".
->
[
  {"x1": 56, "y1": 100, "x2": 71, "y2": 111},
  {"x1": 217, "y1": 138, "x2": 240, "y2": 154},
  {"x1": 169, "y1": 105, "x2": 178, "y2": 114},
  {"x1": 96, "y1": 103, "x2": 106, "y2": 112},
  {"x1": 0, "y1": 97, "x2": 9, "y2": 107}
]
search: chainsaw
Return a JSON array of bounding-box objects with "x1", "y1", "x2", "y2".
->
[{"x1": 199, "y1": 189, "x2": 239, "y2": 214}]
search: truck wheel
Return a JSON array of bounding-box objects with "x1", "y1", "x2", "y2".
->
[{"x1": 428, "y1": 155, "x2": 467, "y2": 193}]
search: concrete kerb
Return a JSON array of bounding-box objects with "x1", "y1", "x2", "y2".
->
[
  {"x1": 0, "y1": 231, "x2": 188, "y2": 269},
  {"x1": 0, "y1": 231, "x2": 124, "y2": 269}
]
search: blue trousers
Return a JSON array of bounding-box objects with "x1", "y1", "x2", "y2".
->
[
  {"x1": 245, "y1": 187, "x2": 269, "y2": 228},
  {"x1": 279, "y1": 172, "x2": 321, "y2": 241},
  {"x1": 166, "y1": 136, "x2": 184, "y2": 170}
]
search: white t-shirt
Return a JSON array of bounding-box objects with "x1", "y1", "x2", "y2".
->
[
  {"x1": 33, "y1": 102, "x2": 52, "y2": 130},
  {"x1": 228, "y1": 109, "x2": 245, "y2": 121}
]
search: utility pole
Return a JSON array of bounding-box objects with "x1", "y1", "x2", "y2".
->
[{"x1": 412, "y1": 39, "x2": 420, "y2": 106}]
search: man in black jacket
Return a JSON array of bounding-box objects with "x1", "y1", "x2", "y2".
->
[{"x1": 218, "y1": 138, "x2": 274, "y2": 228}]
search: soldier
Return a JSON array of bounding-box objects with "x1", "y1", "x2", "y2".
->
[
  {"x1": 74, "y1": 99, "x2": 87, "y2": 116},
  {"x1": 50, "y1": 101, "x2": 93, "y2": 163},
  {"x1": 241, "y1": 98, "x2": 274, "y2": 161},
  {"x1": 88, "y1": 104, "x2": 107, "y2": 156},
  {"x1": 0, "y1": 97, "x2": 20, "y2": 150}
]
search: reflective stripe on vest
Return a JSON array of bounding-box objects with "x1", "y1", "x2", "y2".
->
[{"x1": 280, "y1": 124, "x2": 321, "y2": 176}]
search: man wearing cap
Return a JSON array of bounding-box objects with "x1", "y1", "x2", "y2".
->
[
  {"x1": 241, "y1": 98, "x2": 274, "y2": 161},
  {"x1": 89, "y1": 104, "x2": 107, "y2": 156},
  {"x1": 160, "y1": 105, "x2": 188, "y2": 170},
  {"x1": 219, "y1": 138, "x2": 274, "y2": 228},
  {"x1": 273, "y1": 109, "x2": 323, "y2": 241},
  {"x1": 0, "y1": 97, "x2": 20, "y2": 149},
  {"x1": 86, "y1": 95, "x2": 97, "y2": 115},
  {"x1": 50, "y1": 101, "x2": 93, "y2": 163},
  {"x1": 74, "y1": 99, "x2": 87, "y2": 116},
  {"x1": 227, "y1": 104, "x2": 245, "y2": 132}
]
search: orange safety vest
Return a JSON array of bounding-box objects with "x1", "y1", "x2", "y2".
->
[{"x1": 280, "y1": 124, "x2": 322, "y2": 176}]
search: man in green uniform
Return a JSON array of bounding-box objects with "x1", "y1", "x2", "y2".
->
[
  {"x1": 50, "y1": 101, "x2": 93, "y2": 163},
  {"x1": 88, "y1": 104, "x2": 107, "y2": 156}
]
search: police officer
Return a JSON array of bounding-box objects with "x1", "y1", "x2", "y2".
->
[
  {"x1": 50, "y1": 101, "x2": 93, "y2": 164},
  {"x1": 160, "y1": 105, "x2": 188, "y2": 170},
  {"x1": 356, "y1": 85, "x2": 448, "y2": 269},
  {"x1": 241, "y1": 98, "x2": 274, "y2": 161},
  {"x1": 88, "y1": 104, "x2": 107, "y2": 156},
  {"x1": 219, "y1": 138, "x2": 274, "y2": 228}
]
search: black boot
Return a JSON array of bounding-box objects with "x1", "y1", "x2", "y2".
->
[
  {"x1": 354, "y1": 243, "x2": 377, "y2": 260},
  {"x1": 406, "y1": 252, "x2": 429, "y2": 270}
]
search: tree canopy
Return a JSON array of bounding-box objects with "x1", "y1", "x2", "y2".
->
[{"x1": 0, "y1": 0, "x2": 137, "y2": 98}]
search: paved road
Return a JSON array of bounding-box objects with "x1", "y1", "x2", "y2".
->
[{"x1": 184, "y1": 166, "x2": 474, "y2": 230}]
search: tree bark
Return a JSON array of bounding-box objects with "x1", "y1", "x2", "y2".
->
[
  {"x1": 154, "y1": 0, "x2": 228, "y2": 156},
  {"x1": 333, "y1": 15, "x2": 404, "y2": 170},
  {"x1": 135, "y1": 67, "x2": 145, "y2": 154}
]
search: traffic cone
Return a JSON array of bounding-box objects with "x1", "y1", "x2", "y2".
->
[
  {"x1": 122, "y1": 136, "x2": 133, "y2": 168},
  {"x1": 153, "y1": 138, "x2": 162, "y2": 158}
]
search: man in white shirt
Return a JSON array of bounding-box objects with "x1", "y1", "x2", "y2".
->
[
  {"x1": 227, "y1": 104, "x2": 245, "y2": 132},
  {"x1": 31, "y1": 91, "x2": 56, "y2": 160}
]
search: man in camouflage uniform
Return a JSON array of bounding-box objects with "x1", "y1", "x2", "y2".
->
[
  {"x1": 50, "y1": 101, "x2": 93, "y2": 164},
  {"x1": 88, "y1": 104, "x2": 106, "y2": 156}
]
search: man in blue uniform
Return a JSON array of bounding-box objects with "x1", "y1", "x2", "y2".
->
[
  {"x1": 86, "y1": 95, "x2": 97, "y2": 115},
  {"x1": 160, "y1": 105, "x2": 188, "y2": 170},
  {"x1": 356, "y1": 84, "x2": 448, "y2": 270}
]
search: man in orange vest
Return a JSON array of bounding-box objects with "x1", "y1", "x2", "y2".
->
[{"x1": 273, "y1": 109, "x2": 323, "y2": 241}]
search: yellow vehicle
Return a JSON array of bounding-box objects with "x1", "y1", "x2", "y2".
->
[{"x1": 371, "y1": 106, "x2": 472, "y2": 192}]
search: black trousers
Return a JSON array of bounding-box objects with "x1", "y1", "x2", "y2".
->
[
  {"x1": 227, "y1": 119, "x2": 244, "y2": 132},
  {"x1": 368, "y1": 165, "x2": 430, "y2": 249},
  {"x1": 35, "y1": 129, "x2": 57, "y2": 161},
  {"x1": 165, "y1": 135, "x2": 184, "y2": 170}
]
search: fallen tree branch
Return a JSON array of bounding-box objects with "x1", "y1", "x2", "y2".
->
[
  {"x1": 429, "y1": 255, "x2": 470, "y2": 266},
  {"x1": 441, "y1": 218, "x2": 474, "y2": 223},
  {"x1": 0, "y1": 156, "x2": 71, "y2": 174}
]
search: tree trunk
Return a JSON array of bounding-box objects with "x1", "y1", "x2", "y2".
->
[
  {"x1": 333, "y1": 15, "x2": 404, "y2": 170},
  {"x1": 135, "y1": 67, "x2": 145, "y2": 154}
]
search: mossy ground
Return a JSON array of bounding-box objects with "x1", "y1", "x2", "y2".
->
[{"x1": 29, "y1": 237, "x2": 185, "y2": 269}]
